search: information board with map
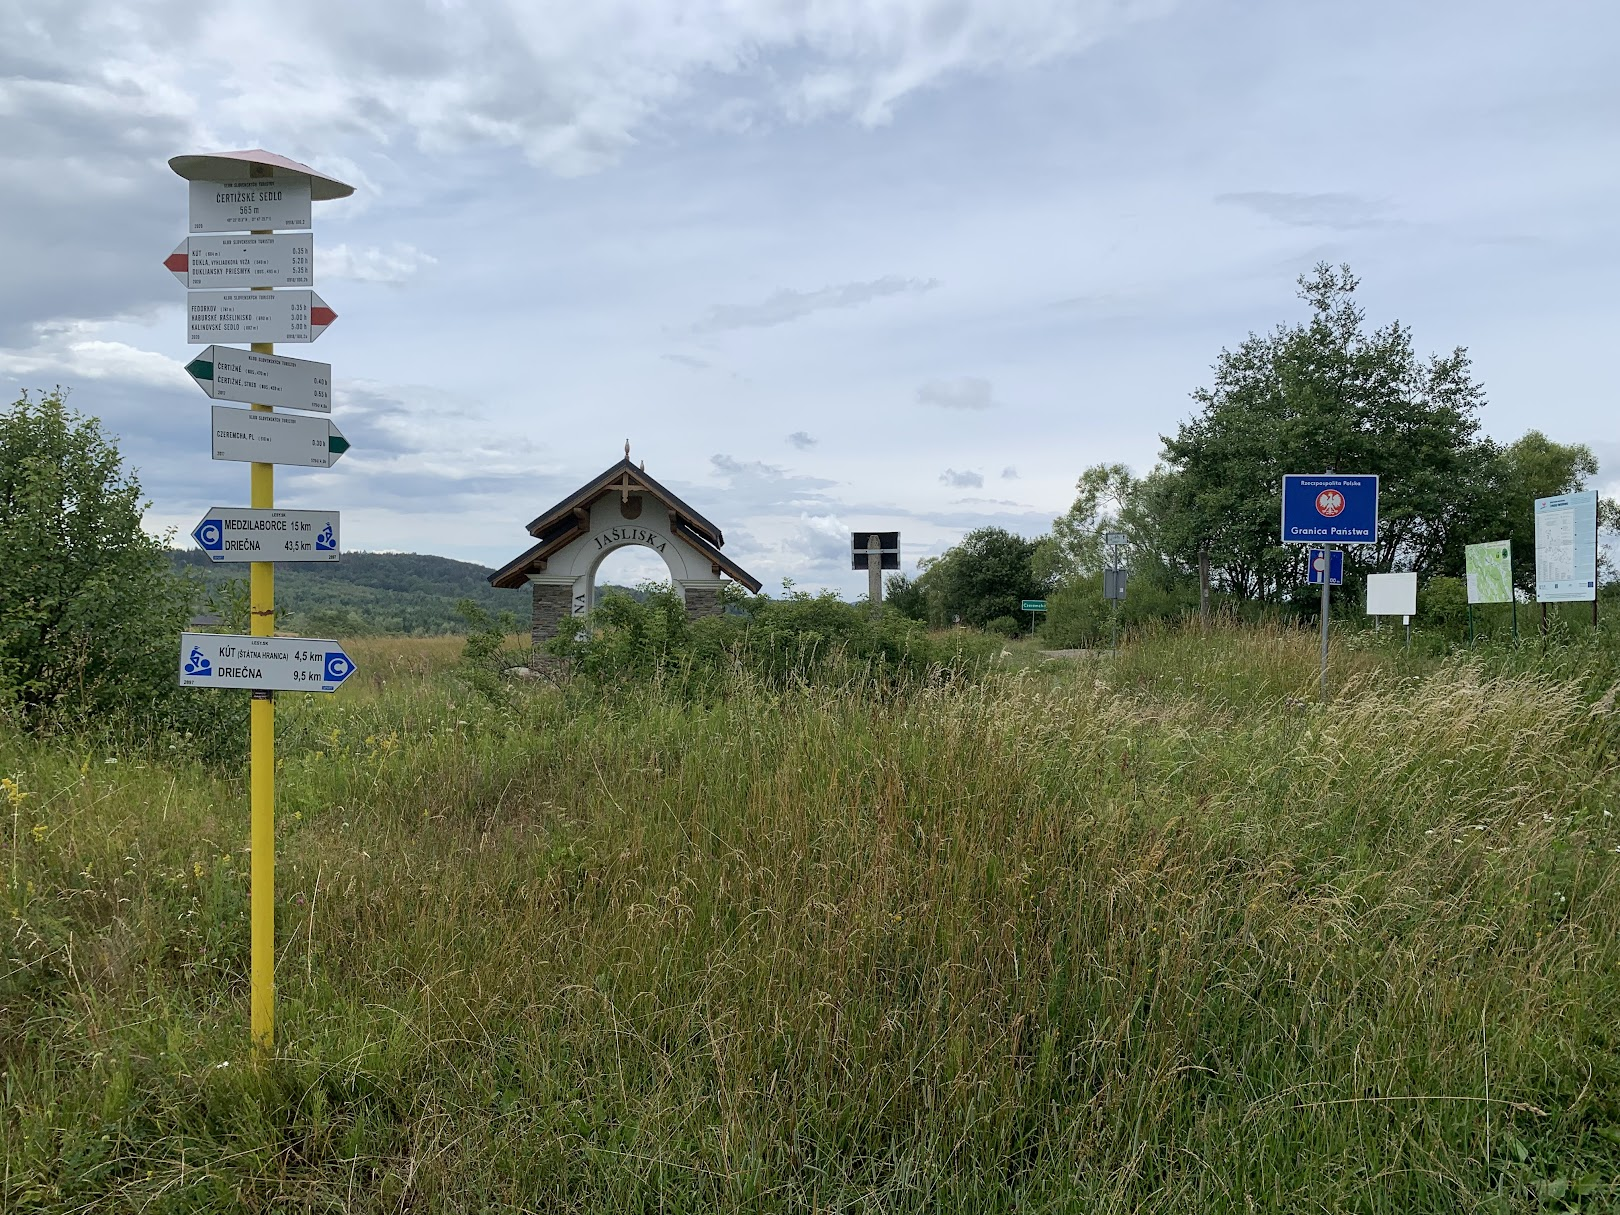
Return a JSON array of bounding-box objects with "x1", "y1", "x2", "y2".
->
[
  {"x1": 1465, "y1": 540, "x2": 1513, "y2": 605},
  {"x1": 1534, "y1": 491, "x2": 1598, "y2": 603}
]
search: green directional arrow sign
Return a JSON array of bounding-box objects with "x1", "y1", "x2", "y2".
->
[
  {"x1": 182, "y1": 345, "x2": 332, "y2": 412},
  {"x1": 210, "y1": 406, "x2": 348, "y2": 468}
]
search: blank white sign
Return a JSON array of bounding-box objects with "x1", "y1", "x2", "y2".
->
[{"x1": 1366, "y1": 572, "x2": 1417, "y2": 617}]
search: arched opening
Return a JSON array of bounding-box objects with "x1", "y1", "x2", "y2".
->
[{"x1": 589, "y1": 542, "x2": 674, "y2": 609}]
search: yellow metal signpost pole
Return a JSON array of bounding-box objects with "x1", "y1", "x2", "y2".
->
[
  {"x1": 170, "y1": 149, "x2": 354, "y2": 1055},
  {"x1": 249, "y1": 316, "x2": 276, "y2": 1052},
  {"x1": 249, "y1": 204, "x2": 276, "y2": 1051}
]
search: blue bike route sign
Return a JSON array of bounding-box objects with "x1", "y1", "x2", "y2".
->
[
  {"x1": 1281, "y1": 474, "x2": 1379, "y2": 545},
  {"x1": 178, "y1": 632, "x2": 357, "y2": 692}
]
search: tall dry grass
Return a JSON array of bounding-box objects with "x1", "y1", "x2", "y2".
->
[{"x1": 3, "y1": 627, "x2": 1617, "y2": 1211}]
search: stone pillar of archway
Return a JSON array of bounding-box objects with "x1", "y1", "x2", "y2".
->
[
  {"x1": 682, "y1": 579, "x2": 725, "y2": 620},
  {"x1": 529, "y1": 575, "x2": 576, "y2": 646}
]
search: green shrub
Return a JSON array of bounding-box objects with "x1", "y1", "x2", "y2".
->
[
  {"x1": 0, "y1": 389, "x2": 241, "y2": 761},
  {"x1": 548, "y1": 586, "x2": 999, "y2": 690}
]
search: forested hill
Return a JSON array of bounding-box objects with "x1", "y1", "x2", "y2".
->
[{"x1": 169, "y1": 550, "x2": 531, "y2": 636}]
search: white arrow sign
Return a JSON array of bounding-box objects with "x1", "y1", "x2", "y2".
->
[
  {"x1": 189, "y1": 178, "x2": 312, "y2": 233},
  {"x1": 166, "y1": 234, "x2": 313, "y2": 289},
  {"x1": 191, "y1": 508, "x2": 340, "y2": 562},
  {"x1": 211, "y1": 405, "x2": 349, "y2": 468},
  {"x1": 180, "y1": 633, "x2": 357, "y2": 692},
  {"x1": 188, "y1": 290, "x2": 336, "y2": 344},
  {"x1": 184, "y1": 346, "x2": 331, "y2": 413}
]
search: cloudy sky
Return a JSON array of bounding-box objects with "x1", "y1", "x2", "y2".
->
[{"x1": 4, "y1": 0, "x2": 1617, "y2": 593}]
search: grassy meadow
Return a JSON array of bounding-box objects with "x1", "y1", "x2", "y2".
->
[{"x1": 3, "y1": 625, "x2": 1620, "y2": 1212}]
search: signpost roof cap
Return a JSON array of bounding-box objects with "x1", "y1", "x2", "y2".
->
[{"x1": 168, "y1": 149, "x2": 355, "y2": 200}]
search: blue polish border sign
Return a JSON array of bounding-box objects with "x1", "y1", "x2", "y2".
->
[
  {"x1": 1281, "y1": 474, "x2": 1379, "y2": 545},
  {"x1": 1283, "y1": 474, "x2": 1378, "y2": 702}
]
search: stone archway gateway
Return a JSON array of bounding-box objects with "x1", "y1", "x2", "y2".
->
[{"x1": 489, "y1": 447, "x2": 763, "y2": 644}]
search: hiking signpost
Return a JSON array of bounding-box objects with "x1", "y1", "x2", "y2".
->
[
  {"x1": 1281, "y1": 474, "x2": 1379, "y2": 699},
  {"x1": 169, "y1": 149, "x2": 355, "y2": 1054},
  {"x1": 1465, "y1": 540, "x2": 1515, "y2": 642}
]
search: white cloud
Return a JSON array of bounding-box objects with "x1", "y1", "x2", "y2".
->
[
  {"x1": 0, "y1": 321, "x2": 188, "y2": 391},
  {"x1": 318, "y1": 243, "x2": 437, "y2": 285},
  {"x1": 918, "y1": 376, "x2": 1000, "y2": 410},
  {"x1": 691, "y1": 276, "x2": 938, "y2": 334},
  {"x1": 109, "y1": 2, "x2": 1164, "y2": 176},
  {"x1": 939, "y1": 468, "x2": 984, "y2": 488},
  {"x1": 1216, "y1": 191, "x2": 1390, "y2": 230},
  {"x1": 787, "y1": 431, "x2": 818, "y2": 450}
]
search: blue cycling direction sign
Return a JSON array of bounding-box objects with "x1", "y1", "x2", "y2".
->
[
  {"x1": 1281, "y1": 474, "x2": 1378, "y2": 545},
  {"x1": 179, "y1": 633, "x2": 357, "y2": 692},
  {"x1": 1307, "y1": 548, "x2": 1344, "y2": 585},
  {"x1": 192, "y1": 507, "x2": 340, "y2": 563}
]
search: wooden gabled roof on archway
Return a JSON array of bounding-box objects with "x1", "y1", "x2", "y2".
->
[{"x1": 487, "y1": 457, "x2": 763, "y2": 593}]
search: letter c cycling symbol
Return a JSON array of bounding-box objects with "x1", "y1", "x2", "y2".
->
[{"x1": 1315, "y1": 490, "x2": 1345, "y2": 518}]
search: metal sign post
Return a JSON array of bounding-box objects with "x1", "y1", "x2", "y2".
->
[
  {"x1": 1282, "y1": 473, "x2": 1379, "y2": 701},
  {"x1": 1317, "y1": 549, "x2": 1331, "y2": 699},
  {"x1": 170, "y1": 149, "x2": 354, "y2": 1055},
  {"x1": 1021, "y1": 599, "x2": 1047, "y2": 636},
  {"x1": 1103, "y1": 534, "x2": 1127, "y2": 654}
]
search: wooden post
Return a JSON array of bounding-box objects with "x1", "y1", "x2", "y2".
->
[
  {"x1": 1198, "y1": 549, "x2": 1210, "y2": 633},
  {"x1": 867, "y1": 534, "x2": 882, "y2": 616}
]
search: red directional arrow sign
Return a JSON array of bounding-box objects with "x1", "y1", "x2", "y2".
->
[
  {"x1": 187, "y1": 291, "x2": 336, "y2": 344},
  {"x1": 165, "y1": 234, "x2": 313, "y2": 290}
]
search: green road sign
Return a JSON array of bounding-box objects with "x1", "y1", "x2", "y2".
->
[{"x1": 1021, "y1": 600, "x2": 1047, "y2": 612}]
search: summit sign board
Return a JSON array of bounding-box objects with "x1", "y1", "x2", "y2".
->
[
  {"x1": 189, "y1": 178, "x2": 312, "y2": 233},
  {"x1": 1281, "y1": 474, "x2": 1379, "y2": 545}
]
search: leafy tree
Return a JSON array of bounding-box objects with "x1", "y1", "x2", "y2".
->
[
  {"x1": 1034, "y1": 463, "x2": 1136, "y2": 584},
  {"x1": 0, "y1": 389, "x2": 201, "y2": 728},
  {"x1": 915, "y1": 527, "x2": 1051, "y2": 628},
  {"x1": 1471, "y1": 431, "x2": 1615, "y2": 591},
  {"x1": 1158, "y1": 264, "x2": 1489, "y2": 598},
  {"x1": 883, "y1": 572, "x2": 929, "y2": 622}
]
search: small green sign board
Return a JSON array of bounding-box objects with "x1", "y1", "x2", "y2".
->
[
  {"x1": 1465, "y1": 540, "x2": 1512, "y2": 605},
  {"x1": 1021, "y1": 600, "x2": 1047, "y2": 612}
]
